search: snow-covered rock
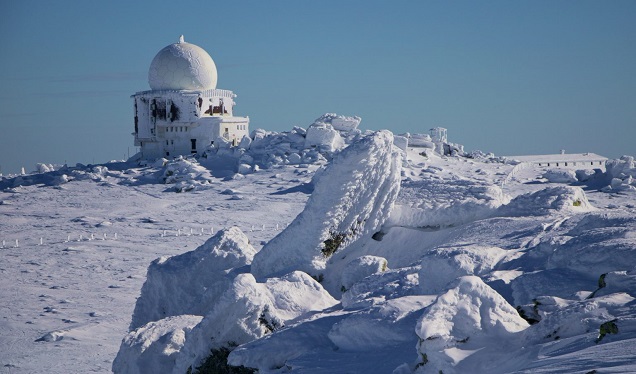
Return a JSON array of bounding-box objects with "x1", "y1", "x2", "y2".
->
[
  {"x1": 113, "y1": 315, "x2": 202, "y2": 374},
  {"x1": 129, "y1": 227, "x2": 256, "y2": 330},
  {"x1": 251, "y1": 130, "x2": 402, "y2": 280},
  {"x1": 174, "y1": 271, "x2": 337, "y2": 372},
  {"x1": 415, "y1": 276, "x2": 529, "y2": 373}
]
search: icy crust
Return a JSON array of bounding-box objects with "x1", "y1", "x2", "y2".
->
[
  {"x1": 174, "y1": 272, "x2": 337, "y2": 373},
  {"x1": 129, "y1": 227, "x2": 256, "y2": 330},
  {"x1": 251, "y1": 130, "x2": 402, "y2": 280},
  {"x1": 112, "y1": 315, "x2": 202, "y2": 374},
  {"x1": 415, "y1": 276, "x2": 529, "y2": 374}
]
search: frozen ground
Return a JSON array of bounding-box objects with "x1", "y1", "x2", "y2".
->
[{"x1": 1, "y1": 131, "x2": 635, "y2": 373}]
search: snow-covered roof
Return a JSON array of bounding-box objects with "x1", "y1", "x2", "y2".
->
[
  {"x1": 506, "y1": 153, "x2": 607, "y2": 163},
  {"x1": 148, "y1": 36, "x2": 217, "y2": 91}
]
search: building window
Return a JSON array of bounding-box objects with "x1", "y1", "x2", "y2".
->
[
  {"x1": 166, "y1": 140, "x2": 169, "y2": 146},
  {"x1": 565, "y1": 162, "x2": 568, "y2": 166},
  {"x1": 171, "y1": 140, "x2": 174, "y2": 145}
]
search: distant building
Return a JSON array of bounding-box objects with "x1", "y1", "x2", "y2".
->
[
  {"x1": 507, "y1": 152, "x2": 608, "y2": 169},
  {"x1": 132, "y1": 36, "x2": 249, "y2": 160}
]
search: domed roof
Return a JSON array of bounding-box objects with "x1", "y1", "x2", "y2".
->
[{"x1": 148, "y1": 36, "x2": 217, "y2": 91}]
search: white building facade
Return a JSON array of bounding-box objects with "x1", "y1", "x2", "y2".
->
[
  {"x1": 507, "y1": 152, "x2": 608, "y2": 170},
  {"x1": 133, "y1": 36, "x2": 249, "y2": 160}
]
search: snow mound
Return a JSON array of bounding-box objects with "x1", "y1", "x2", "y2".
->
[
  {"x1": 251, "y1": 130, "x2": 402, "y2": 280},
  {"x1": 498, "y1": 186, "x2": 594, "y2": 217},
  {"x1": 113, "y1": 315, "x2": 202, "y2": 374},
  {"x1": 174, "y1": 271, "x2": 337, "y2": 372},
  {"x1": 415, "y1": 276, "x2": 529, "y2": 373},
  {"x1": 130, "y1": 227, "x2": 256, "y2": 330},
  {"x1": 542, "y1": 169, "x2": 577, "y2": 183},
  {"x1": 419, "y1": 246, "x2": 508, "y2": 294}
]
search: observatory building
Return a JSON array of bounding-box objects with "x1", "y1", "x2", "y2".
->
[{"x1": 132, "y1": 36, "x2": 249, "y2": 160}]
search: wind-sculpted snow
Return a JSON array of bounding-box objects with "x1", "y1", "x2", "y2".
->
[
  {"x1": 130, "y1": 227, "x2": 256, "y2": 330},
  {"x1": 251, "y1": 130, "x2": 402, "y2": 280},
  {"x1": 415, "y1": 276, "x2": 529, "y2": 373}
]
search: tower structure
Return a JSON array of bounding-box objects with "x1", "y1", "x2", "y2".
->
[{"x1": 132, "y1": 36, "x2": 249, "y2": 160}]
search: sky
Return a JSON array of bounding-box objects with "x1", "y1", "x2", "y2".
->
[{"x1": 0, "y1": 0, "x2": 634, "y2": 174}]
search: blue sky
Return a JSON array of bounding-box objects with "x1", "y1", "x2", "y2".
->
[{"x1": 0, "y1": 1, "x2": 634, "y2": 174}]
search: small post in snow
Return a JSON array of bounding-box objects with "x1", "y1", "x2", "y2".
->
[
  {"x1": 39, "y1": 237, "x2": 43, "y2": 246},
  {"x1": 15, "y1": 239, "x2": 19, "y2": 248},
  {"x1": 114, "y1": 233, "x2": 118, "y2": 240}
]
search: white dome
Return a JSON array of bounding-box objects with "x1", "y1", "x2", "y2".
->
[{"x1": 148, "y1": 37, "x2": 217, "y2": 91}]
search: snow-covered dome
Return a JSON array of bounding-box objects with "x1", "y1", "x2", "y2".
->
[{"x1": 148, "y1": 36, "x2": 217, "y2": 91}]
